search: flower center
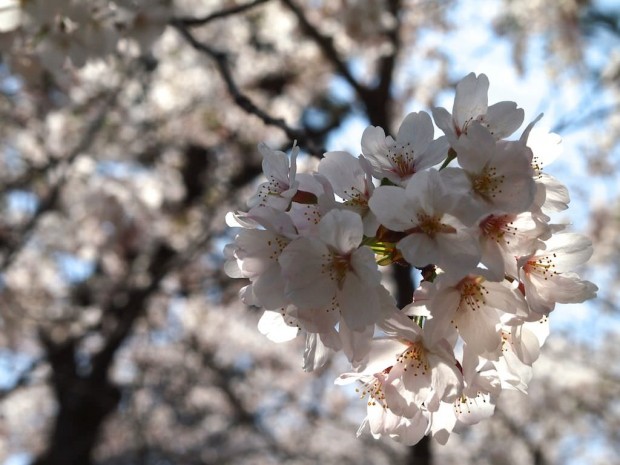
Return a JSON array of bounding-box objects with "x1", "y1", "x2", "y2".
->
[
  {"x1": 330, "y1": 253, "x2": 352, "y2": 287},
  {"x1": 397, "y1": 342, "x2": 429, "y2": 374},
  {"x1": 458, "y1": 277, "x2": 487, "y2": 312},
  {"x1": 525, "y1": 255, "x2": 558, "y2": 279},
  {"x1": 356, "y1": 374, "x2": 389, "y2": 408},
  {"x1": 472, "y1": 166, "x2": 504, "y2": 199},
  {"x1": 411, "y1": 212, "x2": 456, "y2": 238},
  {"x1": 479, "y1": 214, "x2": 516, "y2": 244},
  {"x1": 387, "y1": 143, "x2": 415, "y2": 178}
]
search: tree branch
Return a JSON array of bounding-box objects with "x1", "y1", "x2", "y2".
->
[
  {"x1": 171, "y1": 21, "x2": 325, "y2": 155},
  {"x1": 279, "y1": 0, "x2": 368, "y2": 99},
  {"x1": 174, "y1": 0, "x2": 272, "y2": 27}
]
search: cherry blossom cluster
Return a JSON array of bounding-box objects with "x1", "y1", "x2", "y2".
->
[{"x1": 225, "y1": 73, "x2": 597, "y2": 445}]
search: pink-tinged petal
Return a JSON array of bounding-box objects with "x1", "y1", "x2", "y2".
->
[
  {"x1": 257, "y1": 310, "x2": 299, "y2": 342},
  {"x1": 540, "y1": 273, "x2": 598, "y2": 304},
  {"x1": 428, "y1": 352, "x2": 463, "y2": 407},
  {"x1": 424, "y1": 288, "x2": 460, "y2": 347},
  {"x1": 379, "y1": 308, "x2": 424, "y2": 342},
  {"x1": 319, "y1": 327, "x2": 343, "y2": 351},
  {"x1": 258, "y1": 142, "x2": 291, "y2": 183},
  {"x1": 485, "y1": 101, "x2": 524, "y2": 138},
  {"x1": 339, "y1": 322, "x2": 374, "y2": 368},
  {"x1": 511, "y1": 324, "x2": 541, "y2": 365},
  {"x1": 435, "y1": 228, "x2": 481, "y2": 273},
  {"x1": 397, "y1": 233, "x2": 439, "y2": 268},
  {"x1": 396, "y1": 111, "x2": 434, "y2": 153},
  {"x1": 453, "y1": 73, "x2": 489, "y2": 129},
  {"x1": 538, "y1": 173, "x2": 570, "y2": 213},
  {"x1": 367, "y1": 397, "x2": 403, "y2": 435},
  {"x1": 484, "y1": 280, "x2": 529, "y2": 317},
  {"x1": 252, "y1": 264, "x2": 288, "y2": 310},
  {"x1": 494, "y1": 349, "x2": 532, "y2": 392},
  {"x1": 223, "y1": 254, "x2": 243, "y2": 278},
  {"x1": 528, "y1": 127, "x2": 563, "y2": 168},
  {"x1": 318, "y1": 209, "x2": 363, "y2": 253},
  {"x1": 430, "y1": 402, "x2": 457, "y2": 445},
  {"x1": 318, "y1": 151, "x2": 366, "y2": 200},
  {"x1": 544, "y1": 233, "x2": 593, "y2": 272},
  {"x1": 338, "y1": 273, "x2": 380, "y2": 331},
  {"x1": 455, "y1": 393, "x2": 496, "y2": 425},
  {"x1": 415, "y1": 136, "x2": 450, "y2": 171},
  {"x1": 457, "y1": 305, "x2": 502, "y2": 358},
  {"x1": 239, "y1": 284, "x2": 260, "y2": 306},
  {"x1": 522, "y1": 273, "x2": 555, "y2": 315},
  {"x1": 432, "y1": 106, "x2": 457, "y2": 144},
  {"x1": 369, "y1": 185, "x2": 416, "y2": 231},
  {"x1": 350, "y1": 246, "x2": 382, "y2": 284},
  {"x1": 455, "y1": 123, "x2": 496, "y2": 172},
  {"x1": 394, "y1": 409, "x2": 429, "y2": 446},
  {"x1": 244, "y1": 206, "x2": 298, "y2": 237},
  {"x1": 405, "y1": 168, "x2": 455, "y2": 216},
  {"x1": 362, "y1": 210, "x2": 381, "y2": 237},
  {"x1": 438, "y1": 167, "x2": 472, "y2": 205},
  {"x1": 291, "y1": 306, "x2": 339, "y2": 335},
  {"x1": 361, "y1": 125, "x2": 389, "y2": 158},
  {"x1": 279, "y1": 237, "x2": 335, "y2": 309},
  {"x1": 235, "y1": 229, "x2": 287, "y2": 276},
  {"x1": 521, "y1": 317, "x2": 550, "y2": 346},
  {"x1": 336, "y1": 339, "x2": 405, "y2": 384},
  {"x1": 479, "y1": 239, "x2": 506, "y2": 281},
  {"x1": 303, "y1": 332, "x2": 331, "y2": 371},
  {"x1": 388, "y1": 368, "x2": 431, "y2": 417}
]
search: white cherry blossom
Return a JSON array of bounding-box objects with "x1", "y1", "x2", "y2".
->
[
  {"x1": 248, "y1": 142, "x2": 299, "y2": 211},
  {"x1": 478, "y1": 212, "x2": 547, "y2": 280},
  {"x1": 318, "y1": 151, "x2": 380, "y2": 236},
  {"x1": 278, "y1": 209, "x2": 383, "y2": 332},
  {"x1": 441, "y1": 123, "x2": 537, "y2": 226},
  {"x1": 517, "y1": 233, "x2": 598, "y2": 315},
  {"x1": 423, "y1": 274, "x2": 530, "y2": 360},
  {"x1": 369, "y1": 169, "x2": 480, "y2": 273},
  {"x1": 432, "y1": 72, "x2": 525, "y2": 145},
  {"x1": 361, "y1": 111, "x2": 448, "y2": 186}
]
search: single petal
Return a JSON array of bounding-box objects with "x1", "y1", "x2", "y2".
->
[
  {"x1": 318, "y1": 209, "x2": 363, "y2": 254},
  {"x1": 485, "y1": 101, "x2": 524, "y2": 138},
  {"x1": 453, "y1": 73, "x2": 489, "y2": 129},
  {"x1": 279, "y1": 237, "x2": 335, "y2": 309},
  {"x1": 257, "y1": 310, "x2": 299, "y2": 342}
]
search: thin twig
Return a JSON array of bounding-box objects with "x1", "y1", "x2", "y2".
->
[
  {"x1": 171, "y1": 21, "x2": 324, "y2": 155},
  {"x1": 552, "y1": 102, "x2": 620, "y2": 134},
  {"x1": 174, "y1": 0, "x2": 271, "y2": 27},
  {"x1": 279, "y1": 0, "x2": 367, "y2": 99}
]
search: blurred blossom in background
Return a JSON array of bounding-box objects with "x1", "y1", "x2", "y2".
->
[{"x1": 0, "y1": 1, "x2": 617, "y2": 465}]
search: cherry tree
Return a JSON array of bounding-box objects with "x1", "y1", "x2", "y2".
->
[{"x1": 0, "y1": 1, "x2": 616, "y2": 465}]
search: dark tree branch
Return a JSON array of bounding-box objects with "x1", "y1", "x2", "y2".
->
[
  {"x1": 34, "y1": 332, "x2": 121, "y2": 465},
  {"x1": 33, "y1": 157, "x2": 223, "y2": 464},
  {"x1": 175, "y1": 0, "x2": 271, "y2": 27},
  {"x1": 171, "y1": 21, "x2": 325, "y2": 155},
  {"x1": 279, "y1": 0, "x2": 367, "y2": 99},
  {"x1": 280, "y1": 0, "x2": 406, "y2": 129}
]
